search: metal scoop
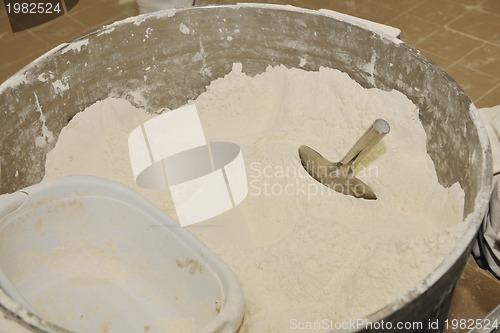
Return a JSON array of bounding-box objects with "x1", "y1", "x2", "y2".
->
[{"x1": 298, "y1": 119, "x2": 390, "y2": 200}]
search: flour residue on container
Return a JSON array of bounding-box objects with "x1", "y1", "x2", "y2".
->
[
  {"x1": 179, "y1": 23, "x2": 190, "y2": 34},
  {"x1": 60, "y1": 39, "x2": 89, "y2": 55},
  {"x1": 299, "y1": 57, "x2": 307, "y2": 67},
  {"x1": 126, "y1": 89, "x2": 149, "y2": 108},
  {"x1": 52, "y1": 79, "x2": 69, "y2": 95},
  {"x1": 33, "y1": 93, "x2": 54, "y2": 148},
  {"x1": 193, "y1": 40, "x2": 211, "y2": 77},
  {"x1": 97, "y1": 26, "x2": 115, "y2": 36},
  {"x1": 132, "y1": 8, "x2": 177, "y2": 27},
  {"x1": 37, "y1": 72, "x2": 54, "y2": 83},
  {"x1": 364, "y1": 53, "x2": 377, "y2": 85}
]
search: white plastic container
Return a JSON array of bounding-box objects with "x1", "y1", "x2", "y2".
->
[{"x1": 0, "y1": 176, "x2": 244, "y2": 333}]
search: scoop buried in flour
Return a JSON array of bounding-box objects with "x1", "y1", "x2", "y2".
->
[{"x1": 299, "y1": 118, "x2": 390, "y2": 199}]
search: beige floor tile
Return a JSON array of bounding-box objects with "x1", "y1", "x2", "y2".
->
[
  {"x1": 458, "y1": 43, "x2": 500, "y2": 79},
  {"x1": 0, "y1": 32, "x2": 48, "y2": 64},
  {"x1": 29, "y1": 14, "x2": 86, "y2": 47},
  {"x1": 345, "y1": 1, "x2": 400, "y2": 24},
  {"x1": 481, "y1": 0, "x2": 500, "y2": 16},
  {"x1": 0, "y1": 20, "x2": 23, "y2": 43},
  {"x1": 0, "y1": 55, "x2": 38, "y2": 83},
  {"x1": 446, "y1": 258, "x2": 500, "y2": 333},
  {"x1": 446, "y1": 63, "x2": 499, "y2": 104},
  {"x1": 415, "y1": 28, "x2": 483, "y2": 64},
  {"x1": 65, "y1": 0, "x2": 93, "y2": 12},
  {"x1": 408, "y1": 0, "x2": 468, "y2": 25},
  {"x1": 0, "y1": 8, "x2": 12, "y2": 33},
  {"x1": 389, "y1": 12, "x2": 441, "y2": 46},
  {"x1": 374, "y1": 0, "x2": 421, "y2": 13},
  {"x1": 476, "y1": 83, "x2": 500, "y2": 108},
  {"x1": 118, "y1": 1, "x2": 139, "y2": 17},
  {"x1": 448, "y1": 10, "x2": 500, "y2": 45},
  {"x1": 414, "y1": 48, "x2": 458, "y2": 71},
  {"x1": 0, "y1": 67, "x2": 14, "y2": 84},
  {"x1": 452, "y1": 0, "x2": 488, "y2": 6},
  {"x1": 69, "y1": 2, "x2": 130, "y2": 32}
]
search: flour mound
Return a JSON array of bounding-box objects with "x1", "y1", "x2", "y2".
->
[{"x1": 44, "y1": 64, "x2": 465, "y2": 332}]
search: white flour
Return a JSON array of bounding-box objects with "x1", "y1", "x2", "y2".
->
[{"x1": 43, "y1": 64, "x2": 467, "y2": 332}]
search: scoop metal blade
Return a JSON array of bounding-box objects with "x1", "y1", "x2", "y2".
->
[
  {"x1": 299, "y1": 145, "x2": 377, "y2": 200},
  {"x1": 298, "y1": 119, "x2": 390, "y2": 200}
]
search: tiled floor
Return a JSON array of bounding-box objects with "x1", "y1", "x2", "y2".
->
[
  {"x1": 1, "y1": 0, "x2": 499, "y2": 331},
  {"x1": 1, "y1": 1, "x2": 499, "y2": 107},
  {"x1": 197, "y1": 0, "x2": 500, "y2": 108}
]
